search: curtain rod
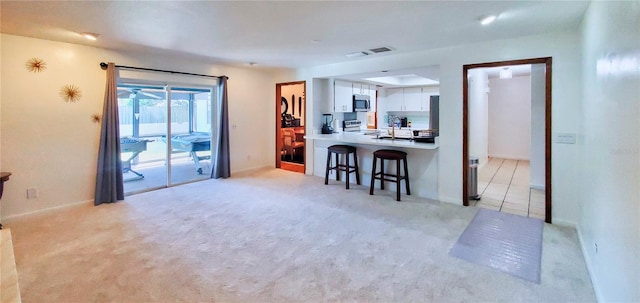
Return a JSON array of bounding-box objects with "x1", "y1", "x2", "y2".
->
[{"x1": 99, "y1": 62, "x2": 228, "y2": 80}]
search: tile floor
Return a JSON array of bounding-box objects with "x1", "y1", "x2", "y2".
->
[{"x1": 472, "y1": 158, "x2": 546, "y2": 220}]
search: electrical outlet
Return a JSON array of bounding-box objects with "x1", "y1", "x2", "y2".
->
[{"x1": 26, "y1": 187, "x2": 38, "y2": 199}]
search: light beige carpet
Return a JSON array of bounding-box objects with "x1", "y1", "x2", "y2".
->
[
  {"x1": 7, "y1": 168, "x2": 595, "y2": 302},
  {"x1": 1, "y1": 229, "x2": 22, "y2": 303}
]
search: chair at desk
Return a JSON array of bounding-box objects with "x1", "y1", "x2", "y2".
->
[{"x1": 282, "y1": 128, "x2": 304, "y2": 160}]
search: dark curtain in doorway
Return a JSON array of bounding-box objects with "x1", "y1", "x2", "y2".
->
[
  {"x1": 94, "y1": 62, "x2": 124, "y2": 205},
  {"x1": 212, "y1": 76, "x2": 231, "y2": 179}
]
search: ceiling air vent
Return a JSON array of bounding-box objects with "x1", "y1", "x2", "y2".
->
[{"x1": 369, "y1": 47, "x2": 393, "y2": 54}]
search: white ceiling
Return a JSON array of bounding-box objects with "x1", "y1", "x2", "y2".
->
[
  {"x1": 338, "y1": 65, "x2": 442, "y2": 88},
  {"x1": 0, "y1": 1, "x2": 589, "y2": 70}
]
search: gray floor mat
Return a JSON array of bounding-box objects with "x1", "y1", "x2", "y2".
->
[{"x1": 449, "y1": 208, "x2": 544, "y2": 283}]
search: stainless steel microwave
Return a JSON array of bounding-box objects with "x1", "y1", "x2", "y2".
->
[{"x1": 353, "y1": 94, "x2": 370, "y2": 112}]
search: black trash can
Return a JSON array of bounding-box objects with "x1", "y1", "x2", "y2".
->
[{"x1": 468, "y1": 157, "x2": 481, "y2": 200}]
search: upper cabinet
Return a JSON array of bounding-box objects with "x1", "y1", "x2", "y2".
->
[
  {"x1": 352, "y1": 82, "x2": 368, "y2": 95},
  {"x1": 334, "y1": 80, "x2": 353, "y2": 112},
  {"x1": 383, "y1": 86, "x2": 439, "y2": 112},
  {"x1": 354, "y1": 82, "x2": 377, "y2": 112},
  {"x1": 385, "y1": 88, "x2": 404, "y2": 111},
  {"x1": 334, "y1": 80, "x2": 377, "y2": 112},
  {"x1": 403, "y1": 87, "x2": 423, "y2": 111}
]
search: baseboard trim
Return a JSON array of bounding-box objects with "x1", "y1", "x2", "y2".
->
[
  {"x1": 530, "y1": 183, "x2": 545, "y2": 190},
  {"x1": 576, "y1": 224, "x2": 604, "y2": 303},
  {"x1": 438, "y1": 195, "x2": 462, "y2": 205},
  {"x1": 3, "y1": 199, "x2": 93, "y2": 222},
  {"x1": 553, "y1": 219, "x2": 604, "y2": 302},
  {"x1": 550, "y1": 218, "x2": 575, "y2": 228}
]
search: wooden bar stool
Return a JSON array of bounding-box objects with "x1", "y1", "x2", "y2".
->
[
  {"x1": 324, "y1": 145, "x2": 360, "y2": 189},
  {"x1": 369, "y1": 149, "x2": 410, "y2": 201}
]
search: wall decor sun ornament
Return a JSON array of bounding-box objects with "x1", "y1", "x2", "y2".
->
[
  {"x1": 25, "y1": 58, "x2": 47, "y2": 73},
  {"x1": 60, "y1": 84, "x2": 82, "y2": 103},
  {"x1": 91, "y1": 113, "x2": 102, "y2": 123}
]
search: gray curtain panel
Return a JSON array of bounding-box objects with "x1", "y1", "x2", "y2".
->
[
  {"x1": 212, "y1": 76, "x2": 230, "y2": 179},
  {"x1": 94, "y1": 62, "x2": 124, "y2": 205}
]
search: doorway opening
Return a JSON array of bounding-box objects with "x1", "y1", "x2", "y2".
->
[
  {"x1": 463, "y1": 57, "x2": 552, "y2": 223},
  {"x1": 276, "y1": 81, "x2": 306, "y2": 173}
]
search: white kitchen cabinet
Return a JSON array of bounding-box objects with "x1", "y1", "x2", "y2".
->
[
  {"x1": 352, "y1": 82, "x2": 376, "y2": 112},
  {"x1": 383, "y1": 86, "x2": 439, "y2": 112},
  {"x1": 386, "y1": 87, "x2": 420, "y2": 111},
  {"x1": 334, "y1": 80, "x2": 353, "y2": 112},
  {"x1": 385, "y1": 88, "x2": 404, "y2": 111},
  {"x1": 352, "y1": 82, "x2": 365, "y2": 95},
  {"x1": 403, "y1": 87, "x2": 422, "y2": 111}
]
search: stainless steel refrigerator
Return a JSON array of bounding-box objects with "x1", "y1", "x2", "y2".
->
[{"x1": 430, "y1": 95, "x2": 439, "y2": 132}]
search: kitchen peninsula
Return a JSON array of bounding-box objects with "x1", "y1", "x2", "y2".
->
[{"x1": 305, "y1": 132, "x2": 439, "y2": 200}]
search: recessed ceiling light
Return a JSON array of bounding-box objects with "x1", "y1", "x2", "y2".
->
[
  {"x1": 311, "y1": 39, "x2": 321, "y2": 44},
  {"x1": 81, "y1": 32, "x2": 99, "y2": 40},
  {"x1": 479, "y1": 15, "x2": 497, "y2": 26},
  {"x1": 499, "y1": 67, "x2": 513, "y2": 79}
]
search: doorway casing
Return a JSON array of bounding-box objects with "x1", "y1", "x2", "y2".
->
[
  {"x1": 462, "y1": 57, "x2": 552, "y2": 223},
  {"x1": 275, "y1": 81, "x2": 306, "y2": 173}
]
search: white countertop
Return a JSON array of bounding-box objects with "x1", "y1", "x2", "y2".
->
[{"x1": 305, "y1": 132, "x2": 439, "y2": 150}]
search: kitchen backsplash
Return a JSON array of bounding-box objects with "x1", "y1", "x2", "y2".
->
[{"x1": 384, "y1": 113, "x2": 430, "y2": 129}]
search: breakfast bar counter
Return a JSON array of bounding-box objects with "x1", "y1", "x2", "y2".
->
[
  {"x1": 305, "y1": 132, "x2": 439, "y2": 150},
  {"x1": 305, "y1": 132, "x2": 438, "y2": 200}
]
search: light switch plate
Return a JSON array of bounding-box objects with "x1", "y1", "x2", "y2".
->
[{"x1": 555, "y1": 133, "x2": 577, "y2": 144}]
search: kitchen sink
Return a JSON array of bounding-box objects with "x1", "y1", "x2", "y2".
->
[
  {"x1": 374, "y1": 135, "x2": 436, "y2": 143},
  {"x1": 376, "y1": 136, "x2": 411, "y2": 140}
]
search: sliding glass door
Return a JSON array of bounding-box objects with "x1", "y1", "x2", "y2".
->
[
  {"x1": 118, "y1": 85, "x2": 168, "y2": 193},
  {"x1": 168, "y1": 88, "x2": 213, "y2": 185},
  {"x1": 118, "y1": 83, "x2": 214, "y2": 195}
]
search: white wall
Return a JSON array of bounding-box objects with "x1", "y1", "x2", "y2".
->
[
  {"x1": 0, "y1": 34, "x2": 285, "y2": 218},
  {"x1": 530, "y1": 64, "x2": 546, "y2": 189},
  {"x1": 294, "y1": 30, "x2": 582, "y2": 224},
  {"x1": 468, "y1": 69, "x2": 489, "y2": 166},
  {"x1": 578, "y1": 1, "x2": 640, "y2": 302},
  {"x1": 311, "y1": 78, "x2": 330, "y2": 133},
  {"x1": 488, "y1": 75, "x2": 531, "y2": 160}
]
